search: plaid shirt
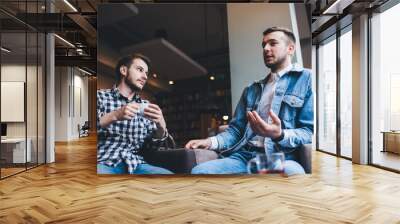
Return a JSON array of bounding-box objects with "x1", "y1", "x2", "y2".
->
[{"x1": 97, "y1": 87, "x2": 168, "y2": 174}]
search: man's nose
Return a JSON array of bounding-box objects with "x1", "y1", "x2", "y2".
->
[{"x1": 264, "y1": 44, "x2": 271, "y2": 51}]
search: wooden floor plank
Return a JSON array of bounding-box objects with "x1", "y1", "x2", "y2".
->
[{"x1": 0, "y1": 135, "x2": 400, "y2": 223}]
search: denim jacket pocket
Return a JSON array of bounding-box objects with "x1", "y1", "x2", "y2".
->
[
  {"x1": 281, "y1": 95, "x2": 304, "y2": 122},
  {"x1": 282, "y1": 95, "x2": 304, "y2": 107}
]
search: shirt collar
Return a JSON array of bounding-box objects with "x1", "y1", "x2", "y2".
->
[
  {"x1": 111, "y1": 86, "x2": 141, "y2": 103},
  {"x1": 255, "y1": 63, "x2": 304, "y2": 84},
  {"x1": 272, "y1": 63, "x2": 293, "y2": 79}
]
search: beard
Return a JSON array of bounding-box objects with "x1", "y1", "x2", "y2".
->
[
  {"x1": 264, "y1": 54, "x2": 287, "y2": 71},
  {"x1": 124, "y1": 76, "x2": 142, "y2": 92}
]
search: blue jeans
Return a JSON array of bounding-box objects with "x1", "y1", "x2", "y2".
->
[
  {"x1": 191, "y1": 152, "x2": 305, "y2": 176},
  {"x1": 97, "y1": 162, "x2": 173, "y2": 174}
]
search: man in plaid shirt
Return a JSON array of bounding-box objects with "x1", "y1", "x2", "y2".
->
[{"x1": 97, "y1": 53, "x2": 173, "y2": 174}]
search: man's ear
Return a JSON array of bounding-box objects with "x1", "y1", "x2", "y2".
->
[
  {"x1": 287, "y1": 42, "x2": 295, "y2": 56},
  {"x1": 120, "y1": 66, "x2": 127, "y2": 78}
]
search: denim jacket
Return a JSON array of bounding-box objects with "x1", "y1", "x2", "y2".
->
[{"x1": 215, "y1": 64, "x2": 314, "y2": 158}]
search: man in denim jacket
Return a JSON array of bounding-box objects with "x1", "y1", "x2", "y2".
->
[{"x1": 185, "y1": 27, "x2": 313, "y2": 176}]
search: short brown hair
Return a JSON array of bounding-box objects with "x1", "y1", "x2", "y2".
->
[
  {"x1": 263, "y1": 27, "x2": 296, "y2": 44},
  {"x1": 115, "y1": 53, "x2": 151, "y2": 84}
]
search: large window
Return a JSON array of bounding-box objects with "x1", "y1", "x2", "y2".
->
[
  {"x1": 340, "y1": 28, "x2": 352, "y2": 158},
  {"x1": 370, "y1": 3, "x2": 400, "y2": 171},
  {"x1": 317, "y1": 36, "x2": 337, "y2": 154},
  {"x1": 0, "y1": 1, "x2": 46, "y2": 179},
  {"x1": 317, "y1": 25, "x2": 353, "y2": 159}
]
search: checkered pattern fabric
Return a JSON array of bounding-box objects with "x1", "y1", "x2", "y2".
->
[{"x1": 97, "y1": 87, "x2": 168, "y2": 174}]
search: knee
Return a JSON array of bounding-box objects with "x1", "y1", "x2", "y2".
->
[
  {"x1": 191, "y1": 161, "x2": 224, "y2": 174},
  {"x1": 284, "y1": 160, "x2": 305, "y2": 176},
  {"x1": 159, "y1": 168, "x2": 174, "y2": 174},
  {"x1": 191, "y1": 158, "x2": 246, "y2": 174},
  {"x1": 150, "y1": 166, "x2": 173, "y2": 174},
  {"x1": 135, "y1": 164, "x2": 174, "y2": 174},
  {"x1": 191, "y1": 164, "x2": 211, "y2": 174}
]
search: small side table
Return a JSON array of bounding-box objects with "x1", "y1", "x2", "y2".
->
[
  {"x1": 381, "y1": 131, "x2": 400, "y2": 154},
  {"x1": 1, "y1": 138, "x2": 32, "y2": 163}
]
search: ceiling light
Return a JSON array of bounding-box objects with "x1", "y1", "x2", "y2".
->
[
  {"x1": 41, "y1": 5, "x2": 45, "y2": 10},
  {"x1": 54, "y1": 34, "x2": 75, "y2": 48},
  {"x1": 76, "y1": 48, "x2": 83, "y2": 52},
  {"x1": 63, "y1": 0, "x2": 78, "y2": 12},
  {"x1": 1, "y1": 47, "x2": 11, "y2": 53},
  {"x1": 322, "y1": 0, "x2": 354, "y2": 15},
  {"x1": 322, "y1": 0, "x2": 341, "y2": 14},
  {"x1": 75, "y1": 43, "x2": 85, "y2": 48},
  {"x1": 78, "y1": 67, "x2": 93, "y2": 76},
  {"x1": 210, "y1": 76, "x2": 215, "y2": 81},
  {"x1": 153, "y1": 74, "x2": 157, "y2": 78},
  {"x1": 223, "y1": 115, "x2": 229, "y2": 121},
  {"x1": 169, "y1": 81, "x2": 174, "y2": 85}
]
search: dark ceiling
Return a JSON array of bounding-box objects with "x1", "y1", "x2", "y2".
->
[
  {"x1": 97, "y1": 3, "x2": 230, "y2": 84},
  {"x1": 99, "y1": 4, "x2": 228, "y2": 60},
  {"x1": 1, "y1": 2, "x2": 231, "y2": 79},
  {"x1": 0, "y1": 0, "x2": 390, "y2": 77}
]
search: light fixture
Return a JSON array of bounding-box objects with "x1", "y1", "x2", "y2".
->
[
  {"x1": 54, "y1": 34, "x2": 75, "y2": 48},
  {"x1": 75, "y1": 43, "x2": 85, "y2": 48},
  {"x1": 210, "y1": 76, "x2": 215, "y2": 81},
  {"x1": 1, "y1": 47, "x2": 11, "y2": 53},
  {"x1": 322, "y1": 0, "x2": 354, "y2": 15},
  {"x1": 78, "y1": 67, "x2": 93, "y2": 76},
  {"x1": 223, "y1": 115, "x2": 229, "y2": 121},
  {"x1": 169, "y1": 81, "x2": 174, "y2": 85},
  {"x1": 63, "y1": 0, "x2": 78, "y2": 12},
  {"x1": 153, "y1": 73, "x2": 157, "y2": 78},
  {"x1": 41, "y1": 5, "x2": 46, "y2": 10}
]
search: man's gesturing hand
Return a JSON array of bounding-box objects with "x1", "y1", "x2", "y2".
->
[{"x1": 246, "y1": 110, "x2": 282, "y2": 139}]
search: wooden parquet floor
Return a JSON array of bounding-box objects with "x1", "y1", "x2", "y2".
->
[{"x1": 1, "y1": 135, "x2": 400, "y2": 223}]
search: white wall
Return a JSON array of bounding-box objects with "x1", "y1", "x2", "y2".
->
[
  {"x1": 73, "y1": 73, "x2": 89, "y2": 138},
  {"x1": 1, "y1": 64, "x2": 46, "y2": 163},
  {"x1": 55, "y1": 67, "x2": 68, "y2": 141},
  {"x1": 1, "y1": 65, "x2": 38, "y2": 137},
  {"x1": 227, "y1": 3, "x2": 294, "y2": 111},
  {"x1": 1, "y1": 65, "x2": 27, "y2": 140},
  {"x1": 55, "y1": 67, "x2": 89, "y2": 141}
]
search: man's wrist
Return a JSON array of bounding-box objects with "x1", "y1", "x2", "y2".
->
[
  {"x1": 110, "y1": 110, "x2": 119, "y2": 122},
  {"x1": 154, "y1": 127, "x2": 167, "y2": 140},
  {"x1": 272, "y1": 130, "x2": 285, "y2": 142},
  {"x1": 209, "y1": 137, "x2": 219, "y2": 150},
  {"x1": 100, "y1": 111, "x2": 118, "y2": 128}
]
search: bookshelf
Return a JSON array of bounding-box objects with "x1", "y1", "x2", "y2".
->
[{"x1": 156, "y1": 75, "x2": 231, "y2": 147}]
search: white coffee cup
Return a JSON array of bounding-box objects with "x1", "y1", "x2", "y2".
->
[{"x1": 138, "y1": 100, "x2": 149, "y2": 116}]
